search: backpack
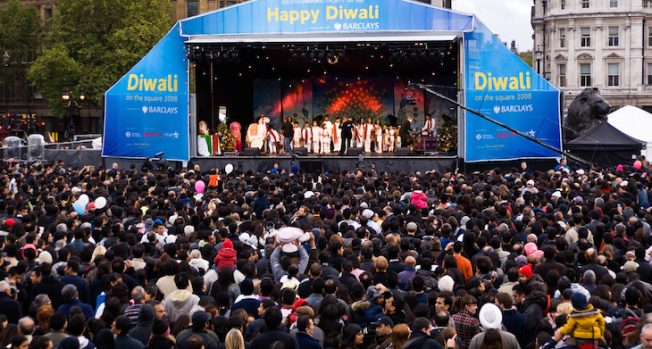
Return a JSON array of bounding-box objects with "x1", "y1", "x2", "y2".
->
[{"x1": 616, "y1": 308, "x2": 641, "y2": 337}]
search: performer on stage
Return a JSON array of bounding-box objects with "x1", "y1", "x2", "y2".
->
[
  {"x1": 383, "y1": 124, "x2": 391, "y2": 152},
  {"x1": 353, "y1": 119, "x2": 362, "y2": 148},
  {"x1": 399, "y1": 115, "x2": 414, "y2": 150},
  {"x1": 362, "y1": 117, "x2": 373, "y2": 153},
  {"x1": 197, "y1": 120, "x2": 211, "y2": 157},
  {"x1": 311, "y1": 120, "x2": 321, "y2": 154},
  {"x1": 340, "y1": 116, "x2": 354, "y2": 155},
  {"x1": 282, "y1": 116, "x2": 294, "y2": 153},
  {"x1": 292, "y1": 121, "x2": 302, "y2": 148},
  {"x1": 267, "y1": 126, "x2": 281, "y2": 154},
  {"x1": 332, "y1": 116, "x2": 342, "y2": 153},
  {"x1": 422, "y1": 113, "x2": 436, "y2": 137},
  {"x1": 230, "y1": 121, "x2": 242, "y2": 152},
  {"x1": 246, "y1": 116, "x2": 267, "y2": 150},
  {"x1": 320, "y1": 122, "x2": 331, "y2": 155},
  {"x1": 374, "y1": 120, "x2": 383, "y2": 154},
  {"x1": 301, "y1": 122, "x2": 312, "y2": 153}
]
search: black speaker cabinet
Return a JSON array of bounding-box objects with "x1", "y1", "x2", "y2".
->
[
  {"x1": 346, "y1": 147, "x2": 363, "y2": 156},
  {"x1": 396, "y1": 147, "x2": 411, "y2": 156},
  {"x1": 292, "y1": 147, "x2": 308, "y2": 156},
  {"x1": 241, "y1": 147, "x2": 261, "y2": 156}
]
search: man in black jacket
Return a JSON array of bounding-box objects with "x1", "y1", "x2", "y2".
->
[
  {"x1": 399, "y1": 115, "x2": 414, "y2": 150},
  {"x1": 0, "y1": 281, "x2": 21, "y2": 324},
  {"x1": 403, "y1": 317, "x2": 455, "y2": 349},
  {"x1": 282, "y1": 116, "x2": 294, "y2": 153},
  {"x1": 250, "y1": 307, "x2": 296, "y2": 349},
  {"x1": 340, "y1": 116, "x2": 354, "y2": 155}
]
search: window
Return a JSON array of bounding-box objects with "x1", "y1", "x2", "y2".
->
[
  {"x1": 608, "y1": 63, "x2": 620, "y2": 86},
  {"x1": 608, "y1": 26, "x2": 619, "y2": 46},
  {"x1": 561, "y1": 0, "x2": 566, "y2": 9},
  {"x1": 649, "y1": 28, "x2": 652, "y2": 46},
  {"x1": 558, "y1": 64, "x2": 567, "y2": 87},
  {"x1": 648, "y1": 63, "x2": 652, "y2": 85},
  {"x1": 559, "y1": 28, "x2": 566, "y2": 48},
  {"x1": 645, "y1": 0, "x2": 652, "y2": 8},
  {"x1": 581, "y1": 27, "x2": 591, "y2": 47},
  {"x1": 580, "y1": 63, "x2": 592, "y2": 87},
  {"x1": 582, "y1": 0, "x2": 590, "y2": 8},
  {"x1": 610, "y1": 0, "x2": 618, "y2": 7},
  {"x1": 187, "y1": 0, "x2": 199, "y2": 17}
]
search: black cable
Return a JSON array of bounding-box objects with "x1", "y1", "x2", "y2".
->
[{"x1": 411, "y1": 82, "x2": 592, "y2": 168}]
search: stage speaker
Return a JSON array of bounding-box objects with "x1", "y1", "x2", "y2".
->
[
  {"x1": 346, "y1": 147, "x2": 363, "y2": 156},
  {"x1": 292, "y1": 147, "x2": 308, "y2": 156},
  {"x1": 241, "y1": 148, "x2": 261, "y2": 156},
  {"x1": 396, "y1": 147, "x2": 411, "y2": 156},
  {"x1": 223, "y1": 152, "x2": 238, "y2": 156},
  {"x1": 300, "y1": 160, "x2": 323, "y2": 173}
]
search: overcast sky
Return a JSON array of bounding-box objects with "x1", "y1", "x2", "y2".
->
[{"x1": 453, "y1": 0, "x2": 534, "y2": 52}]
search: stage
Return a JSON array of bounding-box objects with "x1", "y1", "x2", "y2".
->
[{"x1": 25, "y1": 148, "x2": 457, "y2": 173}]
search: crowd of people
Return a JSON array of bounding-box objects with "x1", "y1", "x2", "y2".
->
[{"x1": 1, "y1": 157, "x2": 652, "y2": 349}]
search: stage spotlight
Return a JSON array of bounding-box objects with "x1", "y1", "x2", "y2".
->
[{"x1": 327, "y1": 52, "x2": 339, "y2": 65}]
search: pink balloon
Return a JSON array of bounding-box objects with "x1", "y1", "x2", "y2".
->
[{"x1": 195, "y1": 180, "x2": 206, "y2": 193}]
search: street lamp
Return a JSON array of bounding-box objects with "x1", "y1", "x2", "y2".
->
[
  {"x1": 3, "y1": 51, "x2": 9, "y2": 119},
  {"x1": 535, "y1": 46, "x2": 543, "y2": 75},
  {"x1": 62, "y1": 90, "x2": 85, "y2": 142}
]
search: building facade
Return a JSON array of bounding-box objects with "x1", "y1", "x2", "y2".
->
[{"x1": 532, "y1": 0, "x2": 652, "y2": 112}]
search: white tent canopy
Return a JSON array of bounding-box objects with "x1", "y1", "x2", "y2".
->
[{"x1": 607, "y1": 105, "x2": 651, "y2": 159}]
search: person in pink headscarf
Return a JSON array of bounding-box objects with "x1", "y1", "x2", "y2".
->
[{"x1": 230, "y1": 121, "x2": 242, "y2": 151}]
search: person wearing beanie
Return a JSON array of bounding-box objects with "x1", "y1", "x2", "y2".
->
[
  {"x1": 555, "y1": 292, "x2": 605, "y2": 345},
  {"x1": 147, "y1": 319, "x2": 175, "y2": 349},
  {"x1": 518, "y1": 264, "x2": 534, "y2": 283},
  {"x1": 214, "y1": 239, "x2": 237, "y2": 271}
]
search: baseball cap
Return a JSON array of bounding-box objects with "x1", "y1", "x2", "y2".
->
[{"x1": 371, "y1": 316, "x2": 394, "y2": 327}]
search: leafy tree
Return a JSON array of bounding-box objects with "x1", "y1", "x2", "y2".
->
[
  {"x1": 28, "y1": 0, "x2": 173, "y2": 115},
  {"x1": 518, "y1": 50, "x2": 533, "y2": 67},
  {"x1": 0, "y1": 0, "x2": 42, "y2": 63}
]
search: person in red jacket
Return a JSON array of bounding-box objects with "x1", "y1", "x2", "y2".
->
[{"x1": 214, "y1": 239, "x2": 237, "y2": 271}]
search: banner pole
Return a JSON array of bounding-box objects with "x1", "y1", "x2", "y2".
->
[{"x1": 411, "y1": 83, "x2": 591, "y2": 168}]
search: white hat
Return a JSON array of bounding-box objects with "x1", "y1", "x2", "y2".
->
[
  {"x1": 360, "y1": 202, "x2": 369, "y2": 209},
  {"x1": 184, "y1": 225, "x2": 195, "y2": 237},
  {"x1": 438, "y1": 275, "x2": 454, "y2": 292},
  {"x1": 304, "y1": 191, "x2": 315, "y2": 199},
  {"x1": 38, "y1": 251, "x2": 53, "y2": 265},
  {"x1": 552, "y1": 191, "x2": 562, "y2": 199},
  {"x1": 239, "y1": 233, "x2": 258, "y2": 249},
  {"x1": 71, "y1": 187, "x2": 81, "y2": 194},
  {"x1": 479, "y1": 303, "x2": 503, "y2": 329},
  {"x1": 362, "y1": 209, "x2": 374, "y2": 219},
  {"x1": 623, "y1": 261, "x2": 639, "y2": 272},
  {"x1": 281, "y1": 243, "x2": 299, "y2": 254}
]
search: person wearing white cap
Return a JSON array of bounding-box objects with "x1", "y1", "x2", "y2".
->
[{"x1": 468, "y1": 303, "x2": 520, "y2": 349}]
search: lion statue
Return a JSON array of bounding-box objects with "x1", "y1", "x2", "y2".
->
[{"x1": 565, "y1": 88, "x2": 611, "y2": 140}]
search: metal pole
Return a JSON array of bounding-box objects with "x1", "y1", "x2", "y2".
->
[{"x1": 411, "y1": 83, "x2": 591, "y2": 168}]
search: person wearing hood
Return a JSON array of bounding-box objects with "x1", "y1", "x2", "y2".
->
[
  {"x1": 163, "y1": 272, "x2": 200, "y2": 323},
  {"x1": 214, "y1": 239, "x2": 237, "y2": 271},
  {"x1": 410, "y1": 184, "x2": 428, "y2": 210},
  {"x1": 128, "y1": 304, "x2": 155, "y2": 346}
]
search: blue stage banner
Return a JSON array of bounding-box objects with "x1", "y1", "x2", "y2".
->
[
  {"x1": 103, "y1": 23, "x2": 189, "y2": 161},
  {"x1": 180, "y1": 0, "x2": 474, "y2": 35},
  {"x1": 464, "y1": 20, "x2": 562, "y2": 162}
]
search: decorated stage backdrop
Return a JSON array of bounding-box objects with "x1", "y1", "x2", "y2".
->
[{"x1": 463, "y1": 21, "x2": 562, "y2": 162}]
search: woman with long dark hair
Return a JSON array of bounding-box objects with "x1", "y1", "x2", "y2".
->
[
  {"x1": 340, "y1": 324, "x2": 364, "y2": 349},
  {"x1": 481, "y1": 329, "x2": 503, "y2": 349}
]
